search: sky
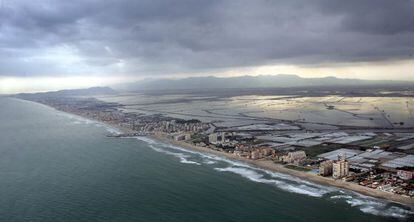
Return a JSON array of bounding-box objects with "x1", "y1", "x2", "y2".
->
[{"x1": 0, "y1": 0, "x2": 414, "y2": 93}]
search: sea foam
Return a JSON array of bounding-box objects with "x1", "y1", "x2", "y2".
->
[
  {"x1": 60, "y1": 111, "x2": 122, "y2": 135},
  {"x1": 215, "y1": 167, "x2": 327, "y2": 197},
  {"x1": 134, "y1": 136, "x2": 414, "y2": 219},
  {"x1": 146, "y1": 143, "x2": 201, "y2": 165}
]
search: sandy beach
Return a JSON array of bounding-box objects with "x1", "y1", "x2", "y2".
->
[
  {"x1": 23, "y1": 100, "x2": 414, "y2": 209},
  {"x1": 150, "y1": 133, "x2": 414, "y2": 208}
]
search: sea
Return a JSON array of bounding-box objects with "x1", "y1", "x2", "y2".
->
[{"x1": 0, "y1": 97, "x2": 413, "y2": 222}]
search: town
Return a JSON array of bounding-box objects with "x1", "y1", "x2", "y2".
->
[
  {"x1": 17, "y1": 93, "x2": 414, "y2": 198},
  {"x1": 18, "y1": 95, "x2": 414, "y2": 200}
]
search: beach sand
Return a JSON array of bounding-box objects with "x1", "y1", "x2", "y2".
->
[
  {"x1": 151, "y1": 133, "x2": 414, "y2": 208},
  {"x1": 22, "y1": 99, "x2": 414, "y2": 209}
]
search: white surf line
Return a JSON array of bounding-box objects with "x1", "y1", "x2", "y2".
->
[
  {"x1": 135, "y1": 137, "x2": 339, "y2": 196},
  {"x1": 146, "y1": 143, "x2": 201, "y2": 165},
  {"x1": 215, "y1": 166, "x2": 327, "y2": 197},
  {"x1": 135, "y1": 136, "x2": 333, "y2": 189},
  {"x1": 138, "y1": 137, "x2": 336, "y2": 197},
  {"x1": 56, "y1": 109, "x2": 123, "y2": 135},
  {"x1": 135, "y1": 136, "x2": 413, "y2": 219},
  {"x1": 57, "y1": 112, "x2": 413, "y2": 219},
  {"x1": 22, "y1": 99, "x2": 414, "y2": 219}
]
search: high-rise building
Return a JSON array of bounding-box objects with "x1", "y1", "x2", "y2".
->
[
  {"x1": 332, "y1": 154, "x2": 349, "y2": 179},
  {"x1": 208, "y1": 133, "x2": 218, "y2": 144},
  {"x1": 319, "y1": 160, "x2": 333, "y2": 176},
  {"x1": 283, "y1": 151, "x2": 306, "y2": 165},
  {"x1": 221, "y1": 132, "x2": 226, "y2": 143}
]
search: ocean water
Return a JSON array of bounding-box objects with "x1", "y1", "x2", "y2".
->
[{"x1": 0, "y1": 97, "x2": 412, "y2": 222}]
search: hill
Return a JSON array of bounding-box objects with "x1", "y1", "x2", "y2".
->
[
  {"x1": 15, "y1": 87, "x2": 116, "y2": 98},
  {"x1": 114, "y1": 74, "x2": 410, "y2": 91}
]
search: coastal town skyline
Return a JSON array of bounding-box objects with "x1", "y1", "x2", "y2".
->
[{"x1": 11, "y1": 83, "x2": 414, "y2": 220}]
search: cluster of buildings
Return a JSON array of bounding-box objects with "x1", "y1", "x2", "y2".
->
[
  {"x1": 317, "y1": 148, "x2": 413, "y2": 197},
  {"x1": 280, "y1": 151, "x2": 307, "y2": 165},
  {"x1": 357, "y1": 170, "x2": 414, "y2": 197},
  {"x1": 202, "y1": 130, "x2": 413, "y2": 197},
  {"x1": 233, "y1": 147, "x2": 276, "y2": 160},
  {"x1": 133, "y1": 119, "x2": 210, "y2": 135},
  {"x1": 319, "y1": 154, "x2": 350, "y2": 179},
  {"x1": 22, "y1": 95, "x2": 414, "y2": 199}
]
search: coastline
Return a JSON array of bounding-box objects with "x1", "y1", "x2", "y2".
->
[
  {"x1": 150, "y1": 133, "x2": 414, "y2": 208},
  {"x1": 16, "y1": 98, "x2": 414, "y2": 209}
]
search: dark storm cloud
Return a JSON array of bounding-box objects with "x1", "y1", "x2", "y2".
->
[
  {"x1": 0, "y1": 0, "x2": 413, "y2": 76},
  {"x1": 316, "y1": 0, "x2": 414, "y2": 35}
]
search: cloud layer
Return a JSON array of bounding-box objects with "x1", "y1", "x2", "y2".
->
[{"x1": 0, "y1": 0, "x2": 413, "y2": 77}]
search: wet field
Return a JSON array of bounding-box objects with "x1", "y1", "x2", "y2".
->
[{"x1": 95, "y1": 93, "x2": 414, "y2": 129}]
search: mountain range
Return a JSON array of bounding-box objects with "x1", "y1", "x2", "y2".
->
[
  {"x1": 113, "y1": 74, "x2": 412, "y2": 91},
  {"x1": 15, "y1": 87, "x2": 116, "y2": 98}
]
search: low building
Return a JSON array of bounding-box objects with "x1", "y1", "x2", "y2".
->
[
  {"x1": 250, "y1": 150, "x2": 262, "y2": 160},
  {"x1": 184, "y1": 133, "x2": 192, "y2": 141},
  {"x1": 174, "y1": 134, "x2": 186, "y2": 141},
  {"x1": 261, "y1": 147, "x2": 275, "y2": 156},
  {"x1": 377, "y1": 184, "x2": 393, "y2": 192},
  {"x1": 319, "y1": 160, "x2": 333, "y2": 176},
  {"x1": 397, "y1": 170, "x2": 414, "y2": 180}
]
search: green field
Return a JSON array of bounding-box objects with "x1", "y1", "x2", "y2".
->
[{"x1": 304, "y1": 144, "x2": 343, "y2": 157}]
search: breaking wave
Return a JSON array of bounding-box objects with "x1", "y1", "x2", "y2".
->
[
  {"x1": 61, "y1": 112, "x2": 122, "y2": 135},
  {"x1": 144, "y1": 141, "x2": 201, "y2": 165},
  {"x1": 99, "y1": 124, "x2": 122, "y2": 135},
  {"x1": 52, "y1": 103, "x2": 414, "y2": 220},
  {"x1": 134, "y1": 136, "x2": 413, "y2": 219},
  {"x1": 203, "y1": 160, "x2": 217, "y2": 164},
  {"x1": 330, "y1": 193, "x2": 413, "y2": 219},
  {"x1": 215, "y1": 167, "x2": 328, "y2": 197}
]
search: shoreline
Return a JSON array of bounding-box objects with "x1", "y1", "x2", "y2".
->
[
  {"x1": 150, "y1": 133, "x2": 414, "y2": 209},
  {"x1": 15, "y1": 98, "x2": 414, "y2": 209}
]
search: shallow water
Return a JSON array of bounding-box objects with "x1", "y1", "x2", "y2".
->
[{"x1": 96, "y1": 94, "x2": 414, "y2": 128}]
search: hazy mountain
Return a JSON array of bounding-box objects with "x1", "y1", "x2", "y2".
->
[
  {"x1": 15, "y1": 87, "x2": 116, "y2": 98},
  {"x1": 114, "y1": 74, "x2": 410, "y2": 91}
]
